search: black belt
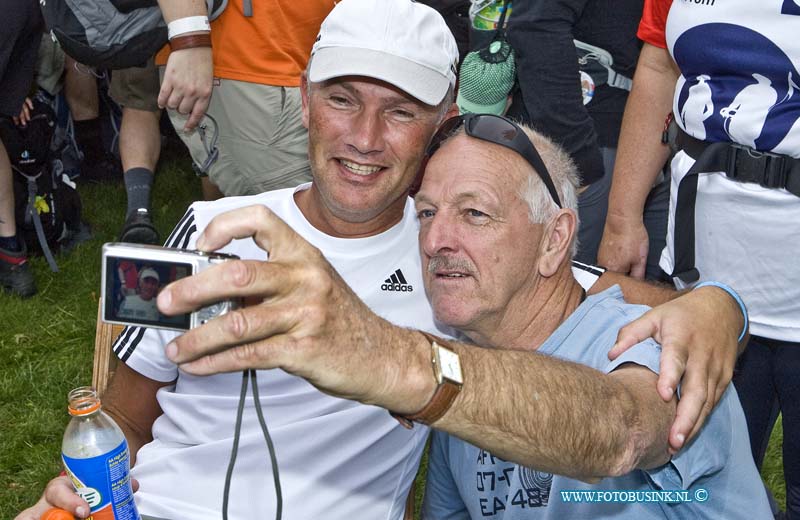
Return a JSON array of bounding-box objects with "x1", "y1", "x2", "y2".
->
[
  {"x1": 674, "y1": 129, "x2": 800, "y2": 196},
  {"x1": 669, "y1": 127, "x2": 800, "y2": 284}
]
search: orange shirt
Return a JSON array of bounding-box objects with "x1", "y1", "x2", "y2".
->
[
  {"x1": 637, "y1": 0, "x2": 672, "y2": 49},
  {"x1": 157, "y1": 0, "x2": 334, "y2": 86}
]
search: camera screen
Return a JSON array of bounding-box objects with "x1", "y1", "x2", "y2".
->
[{"x1": 104, "y1": 256, "x2": 193, "y2": 330}]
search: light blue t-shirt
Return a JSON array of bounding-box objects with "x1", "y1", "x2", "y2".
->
[{"x1": 422, "y1": 286, "x2": 771, "y2": 519}]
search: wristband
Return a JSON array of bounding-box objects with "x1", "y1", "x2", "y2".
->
[
  {"x1": 694, "y1": 281, "x2": 748, "y2": 342},
  {"x1": 169, "y1": 33, "x2": 212, "y2": 52},
  {"x1": 167, "y1": 16, "x2": 210, "y2": 40}
]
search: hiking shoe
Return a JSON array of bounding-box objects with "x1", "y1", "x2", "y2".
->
[
  {"x1": 0, "y1": 245, "x2": 37, "y2": 298},
  {"x1": 119, "y1": 208, "x2": 160, "y2": 245}
]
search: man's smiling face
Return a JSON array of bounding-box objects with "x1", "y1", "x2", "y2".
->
[{"x1": 301, "y1": 76, "x2": 444, "y2": 234}]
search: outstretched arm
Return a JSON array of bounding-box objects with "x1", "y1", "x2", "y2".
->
[
  {"x1": 158, "y1": 206, "x2": 675, "y2": 480},
  {"x1": 432, "y1": 346, "x2": 674, "y2": 479}
]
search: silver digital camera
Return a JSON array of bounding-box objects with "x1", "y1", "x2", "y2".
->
[{"x1": 101, "y1": 242, "x2": 241, "y2": 331}]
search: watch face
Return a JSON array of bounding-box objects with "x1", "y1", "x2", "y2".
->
[{"x1": 436, "y1": 345, "x2": 464, "y2": 384}]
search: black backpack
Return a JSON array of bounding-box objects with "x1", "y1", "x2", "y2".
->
[
  {"x1": 41, "y1": 0, "x2": 228, "y2": 70},
  {"x1": 0, "y1": 99, "x2": 86, "y2": 272}
]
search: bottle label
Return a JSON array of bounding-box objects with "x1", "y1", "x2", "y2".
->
[{"x1": 62, "y1": 440, "x2": 140, "y2": 520}]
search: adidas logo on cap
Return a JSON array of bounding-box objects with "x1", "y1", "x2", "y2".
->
[{"x1": 381, "y1": 269, "x2": 413, "y2": 292}]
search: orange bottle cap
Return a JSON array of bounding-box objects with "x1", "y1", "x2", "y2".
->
[{"x1": 40, "y1": 508, "x2": 75, "y2": 520}]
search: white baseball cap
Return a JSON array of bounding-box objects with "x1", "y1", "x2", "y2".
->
[
  {"x1": 308, "y1": 0, "x2": 459, "y2": 106},
  {"x1": 138, "y1": 268, "x2": 160, "y2": 283}
]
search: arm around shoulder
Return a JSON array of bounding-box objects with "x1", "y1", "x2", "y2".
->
[
  {"x1": 588, "y1": 269, "x2": 677, "y2": 307},
  {"x1": 607, "y1": 283, "x2": 745, "y2": 453}
]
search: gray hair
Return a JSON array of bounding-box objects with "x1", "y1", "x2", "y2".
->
[
  {"x1": 439, "y1": 122, "x2": 580, "y2": 255},
  {"x1": 517, "y1": 125, "x2": 580, "y2": 257}
]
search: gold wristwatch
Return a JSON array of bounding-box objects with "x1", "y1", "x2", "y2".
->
[{"x1": 394, "y1": 331, "x2": 463, "y2": 429}]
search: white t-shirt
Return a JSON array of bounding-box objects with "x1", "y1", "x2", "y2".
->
[
  {"x1": 112, "y1": 185, "x2": 456, "y2": 519},
  {"x1": 118, "y1": 294, "x2": 160, "y2": 322},
  {"x1": 661, "y1": 0, "x2": 800, "y2": 341}
]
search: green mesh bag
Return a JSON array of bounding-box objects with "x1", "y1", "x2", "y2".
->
[{"x1": 457, "y1": 40, "x2": 516, "y2": 115}]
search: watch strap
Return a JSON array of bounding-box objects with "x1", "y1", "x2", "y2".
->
[{"x1": 392, "y1": 331, "x2": 462, "y2": 429}]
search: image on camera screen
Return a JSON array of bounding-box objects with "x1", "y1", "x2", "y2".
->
[{"x1": 104, "y1": 257, "x2": 193, "y2": 329}]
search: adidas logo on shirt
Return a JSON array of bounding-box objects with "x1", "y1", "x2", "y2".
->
[{"x1": 381, "y1": 269, "x2": 413, "y2": 292}]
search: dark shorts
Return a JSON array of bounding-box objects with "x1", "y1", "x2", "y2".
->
[
  {"x1": 0, "y1": 0, "x2": 42, "y2": 117},
  {"x1": 109, "y1": 57, "x2": 160, "y2": 112}
]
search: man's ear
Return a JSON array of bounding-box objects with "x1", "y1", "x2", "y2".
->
[
  {"x1": 300, "y1": 74, "x2": 311, "y2": 129},
  {"x1": 538, "y1": 209, "x2": 577, "y2": 277}
]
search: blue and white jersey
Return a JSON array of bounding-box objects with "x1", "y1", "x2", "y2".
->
[
  {"x1": 667, "y1": 0, "x2": 800, "y2": 156},
  {"x1": 658, "y1": 1, "x2": 800, "y2": 341}
]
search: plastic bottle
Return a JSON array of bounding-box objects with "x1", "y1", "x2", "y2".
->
[{"x1": 61, "y1": 387, "x2": 141, "y2": 520}]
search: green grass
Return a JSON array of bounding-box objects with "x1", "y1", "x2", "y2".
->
[
  {"x1": 0, "y1": 144, "x2": 788, "y2": 517},
  {"x1": 765, "y1": 416, "x2": 787, "y2": 508},
  {"x1": 1, "y1": 145, "x2": 200, "y2": 515}
]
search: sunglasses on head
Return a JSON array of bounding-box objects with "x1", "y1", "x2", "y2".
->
[{"x1": 424, "y1": 113, "x2": 562, "y2": 208}]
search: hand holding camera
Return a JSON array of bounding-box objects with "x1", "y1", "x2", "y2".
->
[{"x1": 101, "y1": 243, "x2": 241, "y2": 331}]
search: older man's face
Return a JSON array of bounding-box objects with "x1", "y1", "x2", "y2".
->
[
  {"x1": 415, "y1": 134, "x2": 544, "y2": 337},
  {"x1": 301, "y1": 76, "x2": 443, "y2": 229}
]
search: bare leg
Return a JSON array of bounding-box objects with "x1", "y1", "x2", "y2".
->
[
  {"x1": 0, "y1": 139, "x2": 36, "y2": 296},
  {"x1": 63, "y1": 56, "x2": 98, "y2": 121},
  {"x1": 0, "y1": 139, "x2": 15, "y2": 237},
  {"x1": 120, "y1": 107, "x2": 161, "y2": 171},
  {"x1": 64, "y1": 56, "x2": 122, "y2": 182}
]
